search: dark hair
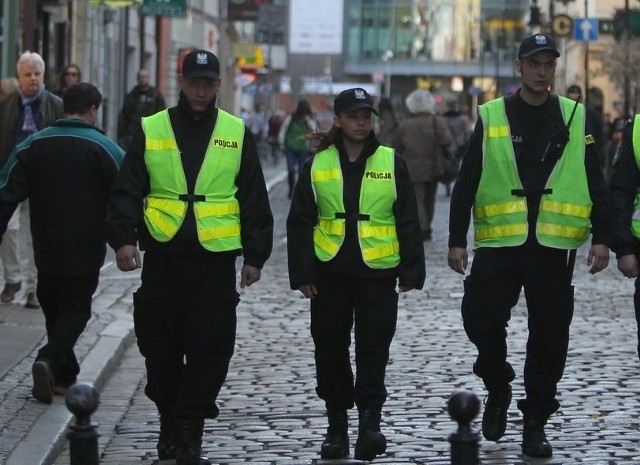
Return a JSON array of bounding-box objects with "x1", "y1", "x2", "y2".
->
[
  {"x1": 292, "y1": 99, "x2": 312, "y2": 120},
  {"x1": 56, "y1": 64, "x2": 82, "y2": 91},
  {"x1": 63, "y1": 83, "x2": 102, "y2": 115},
  {"x1": 308, "y1": 125, "x2": 341, "y2": 153}
]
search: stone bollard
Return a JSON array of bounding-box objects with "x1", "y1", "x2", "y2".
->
[
  {"x1": 447, "y1": 390, "x2": 481, "y2": 465},
  {"x1": 65, "y1": 383, "x2": 101, "y2": 465}
]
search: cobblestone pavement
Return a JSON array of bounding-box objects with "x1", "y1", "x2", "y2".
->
[{"x1": 30, "y1": 161, "x2": 640, "y2": 464}]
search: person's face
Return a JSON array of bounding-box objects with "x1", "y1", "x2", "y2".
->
[
  {"x1": 567, "y1": 91, "x2": 581, "y2": 102},
  {"x1": 179, "y1": 77, "x2": 220, "y2": 114},
  {"x1": 334, "y1": 109, "x2": 373, "y2": 143},
  {"x1": 515, "y1": 51, "x2": 557, "y2": 96},
  {"x1": 63, "y1": 67, "x2": 80, "y2": 87},
  {"x1": 137, "y1": 71, "x2": 150, "y2": 87},
  {"x1": 18, "y1": 61, "x2": 44, "y2": 97}
]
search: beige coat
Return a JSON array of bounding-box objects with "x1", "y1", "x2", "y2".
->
[{"x1": 392, "y1": 112, "x2": 453, "y2": 182}]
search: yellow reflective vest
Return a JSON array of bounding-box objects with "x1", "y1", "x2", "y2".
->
[
  {"x1": 630, "y1": 114, "x2": 640, "y2": 238},
  {"x1": 474, "y1": 96, "x2": 592, "y2": 250},
  {"x1": 311, "y1": 145, "x2": 400, "y2": 269},
  {"x1": 142, "y1": 109, "x2": 244, "y2": 252}
]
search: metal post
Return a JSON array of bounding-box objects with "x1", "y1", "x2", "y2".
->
[
  {"x1": 66, "y1": 383, "x2": 101, "y2": 465},
  {"x1": 448, "y1": 390, "x2": 481, "y2": 465}
]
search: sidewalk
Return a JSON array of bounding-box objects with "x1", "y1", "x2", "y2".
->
[{"x1": 0, "y1": 158, "x2": 287, "y2": 465}]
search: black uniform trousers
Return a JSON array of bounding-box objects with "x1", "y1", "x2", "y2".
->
[
  {"x1": 634, "y1": 252, "x2": 640, "y2": 358},
  {"x1": 36, "y1": 272, "x2": 100, "y2": 387},
  {"x1": 133, "y1": 252, "x2": 239, "y2": 419},
  {"x1": 461, "y1": 246, "x2": 574, "y2": 420},
  {"x1": 310, "y1": 273, "x2": 398, "y2": 412}
]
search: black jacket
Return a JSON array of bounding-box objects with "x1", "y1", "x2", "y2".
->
[
  {"x1": 609, "y1": 120, "x2": 637, "y2": 257},
  {"x1": 449, "y1": 91, "x2": 611, "y2": 249},
  {"x1": 106, "y1": 93, "x2": 274, "y2": 269},
  {"x1": 0, "y1": 118, "x2": 124, "y2": 276},
  {"x1": 287, "y1": 131, "x2": 426, "y2": 290}
]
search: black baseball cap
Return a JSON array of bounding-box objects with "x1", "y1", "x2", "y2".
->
[
  {"x1": 181, "y1": 49, "x2": 220, "y2": 80},
  {"x1": 518, "y1": 34, "x2": 560, "y2": 58},
  {"x1": 334, "y1": 88, "x2": 378, "y2": 115}
]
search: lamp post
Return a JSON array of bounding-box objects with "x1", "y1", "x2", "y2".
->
[{"x1": 382, "y1": 49, "x2": 394, "y2": 98}]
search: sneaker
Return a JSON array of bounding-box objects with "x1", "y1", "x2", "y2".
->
[
  {"x1": 32, "y1": 360, "x2": 54, "y2": 403},
  {"x1": 1, "y1": 282, "x2": 21, "y2": 303},
  {"x1": 482, "y1": 385, "x2": 512, "y2": 441}
]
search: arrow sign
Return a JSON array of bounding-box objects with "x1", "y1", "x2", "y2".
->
[{"x1": 574, "y1": 18, "x2": 599, "y2": 41}]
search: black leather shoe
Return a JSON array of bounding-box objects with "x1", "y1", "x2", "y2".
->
[
  {"x1": 522, "y1": 418, "x2": 552, "y2": 458},
  {"x1": 482, "y1": 385, "x2": 512, "y2": 441},
  {"x1": 320, "y1": 410, "x2": 349, "y2": 459},
  {"x1": 32, "y1": 359, "x2": 54, "y2": 404},
  {"x1": 354, "y1": 410, "x2": 387, "y2": 461}
]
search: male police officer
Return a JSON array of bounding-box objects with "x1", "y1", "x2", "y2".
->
[
  {"x1": 448, "y1": 34, "x2": 611, "y2": 458},
  {"x1": 107, "y1": 50, "x2": 273, "y2": 465}
]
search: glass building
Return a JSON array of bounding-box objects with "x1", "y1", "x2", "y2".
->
[{"x1": 342, "y1": 0, "x2": 530, "y2": 105}]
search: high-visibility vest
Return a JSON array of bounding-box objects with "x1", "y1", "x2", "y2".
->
[
  {"x1": 474, "y1": 96, "x2": 592, "y2": 249},
  {"x1": 311, "y1": 145, "x2": 400, "y2": 269},
  {"x1": 142, "y1": 109, "x2": 244, "y2": 252},
  {"x1": 630, "y1": 115, "x2": 640, "y2": 238}
]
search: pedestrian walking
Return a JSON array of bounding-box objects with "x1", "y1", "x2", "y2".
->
[
  {"x1": 447, "y1": 33, "x2": 611, "y2": 458},
  {"x1": 375, "y1": 97, "x2": 400, "y2": 147},
  {"x1": 117, "y1": 68, "x2": 166, "y2": 150},
  {"x1": 53, "y1": 63, "x2": 81, "y2": 97},
  {"x1": 0, "y1": 83, "x2": 124, "y2": 403},
  {"x1": 392, "y1": 88, "x2": 453, "y2": 241},
  {"x1": 278, "y1": 99, "x2": 318, "y2": 198},
  {"x1": 442, "y1": 97, "x2": 471, "y2": 196},
  {"x1": 0, "y1": 51, "x2": 63, "y2": 309},
  {"x1": 287, "y1": 87, "x2": 425, "y2": 462},
  {"x1": 609, "y1": 116, "x2": 640, "y2": 357},
  {"x1": 106, "y1": 49, "x2": 274, "y2": 465}
]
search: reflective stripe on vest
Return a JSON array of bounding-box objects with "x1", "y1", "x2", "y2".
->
[
  {"x1": 311, "y1": 146, "x2": 400, "y2": 269},
  {"x1": 142, "y1": 109, "x2": 244, "y2": 251},
  {"x1": 475, "y1": 96, "x2": 591, "y2": 249}
]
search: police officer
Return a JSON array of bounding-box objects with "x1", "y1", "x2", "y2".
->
[
  {"x1": 287, "y1": 88, "x2": 425, "y2": 461},
  {"x1": 609, "y1": 116, "x2": 640, "y2": 356},
  {"x1": 447, "y1": 34, "x2": 611, "y2": 458},
  {"x1": 106, "y1": 49, "x2": 273, "y2": 465}
]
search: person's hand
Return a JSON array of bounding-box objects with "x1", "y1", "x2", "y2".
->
[
  {"x1": 447, "y1": 247, "x2": 468, "y2": 275},
  {"x1": 115, "y1": 245, "x2": 141, "y2": 271},
  {"x1": 240, "y1": 264, "x2": 261, "y2": 288},
  {"x1": 616, "y1": 254, "x2": 638, "y2": 279},
  {"x1": 297, "y1": 284, "x2": 318, "y2": 299},
  {"x1": 587, "y1": 244, "x2": 610, "y2": 274}
]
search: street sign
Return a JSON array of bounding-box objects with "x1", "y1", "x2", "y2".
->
[
  {"x1": 140, "y1": 0, "x2": 186, "y2": 17},
  {"x1": 573, "y1": 18, "x2": 599, "y2": 41}
]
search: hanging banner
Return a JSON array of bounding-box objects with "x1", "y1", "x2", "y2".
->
[{"x1": 141, "y1": 0, "x2": 187, "y2": 17}]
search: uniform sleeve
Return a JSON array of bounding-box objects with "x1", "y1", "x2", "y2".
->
[
  {"x1": 448, "y1": 117, "x2": 483, "y2": 248},
  {"x1": 286, "y1": 159, "x2": 318, "y2": 290},
  {"x1": 236, "y1": 130, "x2": 274, "y2": 269},
  {"x1": 609, "y1": 122, "x2": 638, "y2": 256},
  {"x1": 393, "y1": 156, "x2": 426, "y2": 289},
  {"x1": 105, "y1": 129, "x2": 148, "y2": 251}
]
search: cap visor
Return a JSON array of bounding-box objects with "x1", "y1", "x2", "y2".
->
[
  {"x1": 519, "y1": 47, "x2": 560, "y2": 58},
  {"x1": 182, "y1": 70, "x2": 220, "y2": 80},
  {"x1": 339, "y1": 103, "x2": 379, "y2": 116}
]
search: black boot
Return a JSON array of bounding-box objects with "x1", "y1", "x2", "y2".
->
[
  {"x1": 175, "y1": 418, "x2": 211, "y2": 465},
  {"x1": 320, "y1": 409, "x2": 349, "y2": 459},
  {"x1": 482, "y1": 385, "x2": 511, "y2": 441},
  {"x1": 157, "y1": 414, "x2": 177, "y2": 460},
  {"x1": 521, "y1": 417, "x2": 553, "y2": 458},
  {"x1": 354, "y1": 410, "x2": 386, "y2": 461}
]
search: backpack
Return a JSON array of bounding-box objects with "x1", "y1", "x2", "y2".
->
[{"x1": 285, "y1": 119, "x2": 311, "y2": 153}]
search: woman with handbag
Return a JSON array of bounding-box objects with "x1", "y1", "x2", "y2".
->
[{"x1": 392, "y1": 89, "x2": 453, "y2": 241}]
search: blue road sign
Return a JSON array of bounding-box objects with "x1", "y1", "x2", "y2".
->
[{"x1": 574, "y1": 18, "x2": 599, "y2": 41}]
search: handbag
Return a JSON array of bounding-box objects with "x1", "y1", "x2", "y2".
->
[{"x1": 433, "y1": 116, "x2": 459, "y2": 184}]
